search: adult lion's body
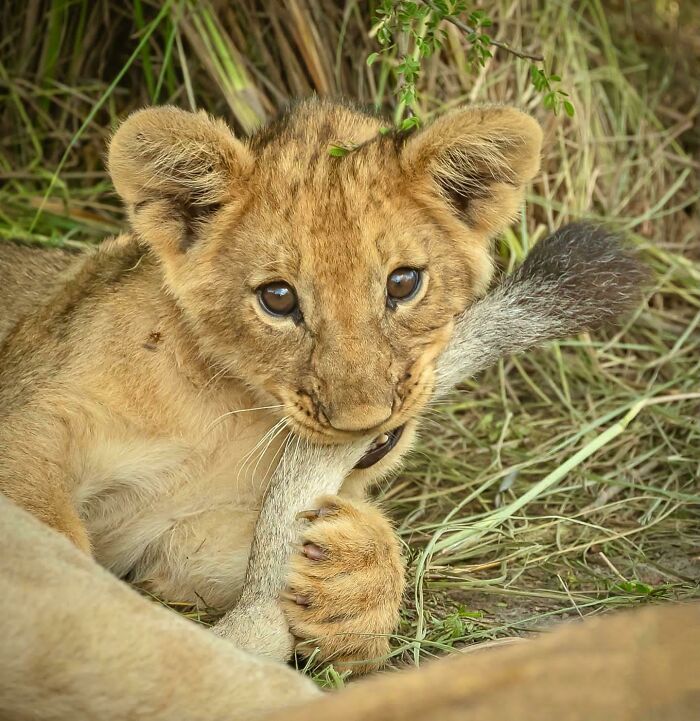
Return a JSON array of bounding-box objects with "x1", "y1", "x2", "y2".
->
[{"x1": 2, "y1": 493, "x2": 697, "y2": 720}]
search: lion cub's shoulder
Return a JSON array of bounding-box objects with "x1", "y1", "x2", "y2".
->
[
  {"x1": 0, "y1": 240, "x2": 81, "y2": 342},
  {"x1": 0, "y1": 236, "x2": 148, "y2": 345}
]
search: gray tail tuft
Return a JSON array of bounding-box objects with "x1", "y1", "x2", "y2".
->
[
  {"x1": 504, "y1": 221, "x2": 651, "y2": 331},
  {"x1": 434, "y1": 222, "x2": 650, "y2": 394}
]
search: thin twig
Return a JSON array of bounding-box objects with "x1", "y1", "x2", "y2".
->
[
  {"x1": 422, "y1": 0, "x2": 544, "y2": 62},
  {"x1": 393, "y1": 9, "x2": 430, "y2": 124}
]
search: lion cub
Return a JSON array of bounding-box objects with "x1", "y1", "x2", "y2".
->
[{"x1": 0, "y1": 98, "x2": 541, "y2": 670}]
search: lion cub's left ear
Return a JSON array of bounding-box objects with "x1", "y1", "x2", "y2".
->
[
  {"x1": 108, "y1": 106, "x2": 253, "y2": 253},
  {"x1": 400, "y1": 106, "x2": 542, "y2": 235}
]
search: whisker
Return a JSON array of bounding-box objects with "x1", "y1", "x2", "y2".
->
[
  {"x1": 259, "y1": 424, "x2": 293, "y2": 496},
  {"x1": 250, "y1": 417, "x2": 290, "y2": 492},
  {"x1": 196, "y1": 364, "x2": 232, "y2": 398},
  {"x1": 235, "y1": 416, "x2": 289, "y2": 487},
  {"x1": 236, "y1": 419, "x2": 283, "y2": 481},
  {"x1": 260, "y1": 431, "x2": 297, "y2": 501},
  {"x1": 199, "y1": 404, "x2": 284, "y2": 439}
]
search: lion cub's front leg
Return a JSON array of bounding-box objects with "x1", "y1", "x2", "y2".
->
[{"x1": 282, "y1": 496, "x2": 405, "y2": 674}]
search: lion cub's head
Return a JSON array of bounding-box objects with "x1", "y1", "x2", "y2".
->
[{"x1": 108, "y1": 99, "x2": 541, "y2": 443}]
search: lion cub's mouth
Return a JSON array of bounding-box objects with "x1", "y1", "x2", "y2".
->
[{"x1": 354, "y1": 425, "x2": 405, "y2": 469}]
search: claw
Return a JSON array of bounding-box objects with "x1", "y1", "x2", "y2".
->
[
  {"x1": 303, "y1": 542, "x2": 327, "y2": 561},
  {"x1": 281, "y1": 590, "x2": 310, "y2": 606},
  {"x1": 296, "y1": 505, "x2": 336, "y2": 521}
]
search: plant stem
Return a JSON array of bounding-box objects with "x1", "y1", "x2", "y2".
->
[
  {"x1": 393, "y1": 9, "x2": 430, "y2": 125},
  {"x1": 421, "y1": 0, "x2": 544, "y2": 62}
]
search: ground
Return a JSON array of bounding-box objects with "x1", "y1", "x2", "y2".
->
[{"x1": 1, "y1": 0, "x2": 698, "y2": 687}]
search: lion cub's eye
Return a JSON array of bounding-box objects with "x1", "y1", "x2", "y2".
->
[
  {"x1": 257, "y1": 281, "x2": 298, "y2": 317},
  {"x1": 387, "y1": 268, "x2": 422, "y2": 306}
]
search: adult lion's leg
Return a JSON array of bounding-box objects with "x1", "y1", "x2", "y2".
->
[{"x1": 0, "y1": 494, "x2": 318, "y2": 721}]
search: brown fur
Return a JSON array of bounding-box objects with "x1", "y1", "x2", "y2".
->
[{"x1": 0, "y1": 98, "x2": 541, "y2": 669}]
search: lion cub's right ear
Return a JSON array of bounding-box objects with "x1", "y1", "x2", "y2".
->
[{"x1": 108, "y1": 106, "x2": 253, "y2": 254}]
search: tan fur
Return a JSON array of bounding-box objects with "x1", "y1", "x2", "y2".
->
[
  {"x1": 269, "y1": 601, "x2": 700, "y2": 721},
  {"x1": 0, "y1": 241, "x2": 77, "y2": 339},
  {"x1": 215, "y1": 222, "x2": 650, "y2": 667},
  {"x1": 0, "y1": 99, "x2": 541, "y2": 670},
  {"x1": 2, "y1": 493, "x2": 696, "y2": 720},
  {"x1": 284, "y1": 496, "x2": 405, "y2": 673},
  {"x1": 0, "y1": 494, "x2": 319, "y2": 720}
]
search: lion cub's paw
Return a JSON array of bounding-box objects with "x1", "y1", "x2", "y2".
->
[{"x1": 281, "y1": 495, "x2": 405, "y2": 675}]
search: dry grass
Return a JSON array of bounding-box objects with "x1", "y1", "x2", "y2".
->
[{"x1": 1, "y1": 0, "x2": 698, "y2": 683}]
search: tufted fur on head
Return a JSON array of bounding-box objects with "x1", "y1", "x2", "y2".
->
[{"x1": 107, "y1": 98, "x2": 543, "y2": 443}]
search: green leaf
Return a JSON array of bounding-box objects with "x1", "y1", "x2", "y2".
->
[
  {"x1": 564, "y1": 100, "x2": 575, "y2": 117},
  {"x1": 399, "y1": 85, "x2": 416, "y2": 106},
  {"x1": 530, "y1": 65, "x2": 546, "y2": 91},
  {"x1": 399, "y1": 115, "x2": 421, "y2": 131},
  {"x1": 328, "y1": 146, "x2": 349, "y2": 157},
  {"x1": 613, "y1": 580, "x2": 654, "y2": 595},
  {"x1": 328, "y1": 143, "x2": 357, "y2": 157},
  {"x1": 366, "y1": 52, "x2": 380, "y2": 66}
]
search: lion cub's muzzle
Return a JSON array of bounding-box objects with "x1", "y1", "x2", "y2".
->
[{"x1": 319, "y1": 401, "x2": 394, "y2": 433}]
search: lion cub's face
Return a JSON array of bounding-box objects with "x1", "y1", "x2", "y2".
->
[{"x1": 109, "y1": 100, "x2": 541, "y2": 442}]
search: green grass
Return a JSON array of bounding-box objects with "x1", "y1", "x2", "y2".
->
[{"x1": 1, "y1": 0, "x2": 698, "y2": 681}]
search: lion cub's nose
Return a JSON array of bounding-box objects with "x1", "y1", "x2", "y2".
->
[{"x1": 324, "y1": 405, "x2": 393, "y2": 433}]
